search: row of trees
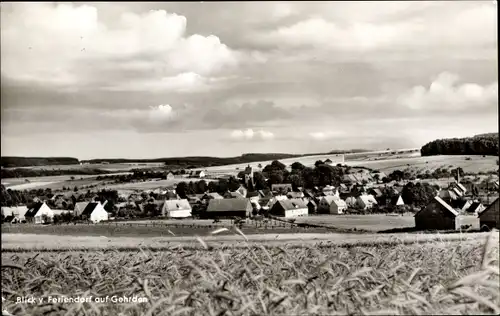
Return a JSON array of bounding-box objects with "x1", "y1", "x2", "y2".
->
[{"x1": 421, "y1": 134, "x2": 499, "y2": 156}]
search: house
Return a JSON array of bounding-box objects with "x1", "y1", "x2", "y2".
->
[
  {"x1": 74, "y1": 202, "x2": 90, "y2": 217},
  {"x1": 166, "y1": 172, "x2": 175, "y2": 180},
  {"x1": 206, "y1": 199, "x2": 253, "y2": 219},
  {"x1": 307, "y1": 200, "x2": 317, "y2": 214},
  {"x1": 329, "y1": 198, "x2": 347, "y2": 214},
  {"x1": 466, "y1": 201, "x2": 485, "y2": 215},
  {"x1": 450, "y1": 182, "x2": 467, "y2": 196},
  {"x1": 368, "y1": 188, "x2": 383, "y2": 199},
  {"x1": 165, "y1": 191, "x2": 180, "y2": 200},
  {"x1": 356, "y1": 194, "x2": 378, "y2": 210},
  {"x1": 271, "y1": 183, "x2": 293, "y2": 193},
  {"x1": 25, "y1": 202, "x2": 54, "y2": 224},
  {"x1": 415, "y1": 196, "x2": 460, "y2": 231},
  {"x1": 187, "y1": 194, "x2": 205, "y2": 204},
  {"x1": 189, "y1": 170, "x2": 206, "y2": 178},
  {"x1": 81, "y1": 201, "x2": 109, "y2": 223},
  {"x1": 224, "y1": 191, "x2": 245, "y2": 199},
  {"x1": 324, "y1": 158, "x2": 333, "y2": 165},
  {"x1": 268, "y1": 195, "x2": 288, "y2": 208},
  {"x1": 390, "y1": 195, "x2": 405, "y2": 207},
  {"x1": 287, "y1": 191, "x2": 304, "y2": 199},
  {"x1": 478, "y1": 198, "x2": 499, "y2": 230},
  {"x1": 438, "y1": 190, "x2": 459, "y2": 203},
  {"x1": 322, "y1": 185, "x2": 338, "y2": 196},
  {"x1": 345, "y1": 196, "x2": 357, "y2": 207},
  {"x1": 162, "y1": 199, "x2": 192, "y2": 218},
  {"x1": 235, "y1": 185, "x2": 248, "y2": 198},
  {"x1": 202, "y1": 192, "x2": 224, "y2": 201},
  {"x1": 1, "y1": 206, "x2": 28, "y2": 223},
  {"x1": 246, "y1": 191, "x2": 260, "y2": 204},
  {"x1": 269, "y1": 199, "x2": 308, "y2": 218},
  {"x1": 318, "y1": 196, "x2": 338, "y2": 213}
]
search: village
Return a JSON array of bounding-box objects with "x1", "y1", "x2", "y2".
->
[{"x1": 2, "y1": 158, "x2": 499, "y2": 233}]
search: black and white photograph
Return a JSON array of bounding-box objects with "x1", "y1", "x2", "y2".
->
[{"x1": 1, "y1": 1, "x2": 499, "y2": 315}]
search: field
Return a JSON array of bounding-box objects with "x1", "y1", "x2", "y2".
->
[
  {"x1": 294, "y1": 214, "x2": 480, "y2": 231},
  {"x1": 3, "y1": 163, "x2": 151, "y2": 172},
  {"x1": 103, "y1": 178, "x2": 216, "y2": 191},
  {"x1": 201, "y1": 154, "x2": 497, "y2": 177},
  {"x1": 1, "y1": 173, "x2": 132, "y2": 190},
  {"x1": 1, "y1": 231, "x2": 499, "y2": 315},
  {"x1": 346, "y1": 155, "x2": 499, "y2": 174}
]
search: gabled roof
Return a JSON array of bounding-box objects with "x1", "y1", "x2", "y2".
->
[
  {"x1": 332, "y1": 198, "x2": 347, "y2": 208},
  {"x1": 1, "y1": 206, "x2": 28, "y2": 218},
  {"x1": 206, "y1": 199, "x2": 251, "y2": 212},
  {"x1": 225, "y1": 191, "x2": 244, "y2": 199},
  {"x1": 479, "y1": 198, "x2": 499, "y2": 217},
  {"x1": 203, "y1": 192, "x2": 223, "y2": 199},
  {"x1": 163, "y1": 199, "x2": 191, "y2": 211},
  {"x1": 467, "y1": 201, "x2": 484, "y2": 214},
  {"x1": 307, "y1": 200, "x2": 317, "y2": 207},
  {"x1": 390, "y1": 195, "x2": 404, "y2": 205},
  {"x1": 81, "y1": 202, "x2": 103, "y2": 217},
  {"x1": 276, "y1": 199, "x2": 307, "y2": 211},
  {"x1": 321, "y1": 196, "x2": 338, "y2": 205},
  {"x1": 369, "y1": 188, "x2": 383, "y2": 197},
  {"x1": 287, "y1": 191, "x2": 304, "y2": 198},
  {"x1": 25, "y1": 202, "x2": 47, "y2": 218},
  {"x1": 453, "y1": 182, "x2": 467, "y2": 193},
  {"x1": 358, "y1": 194, "x2": 378, "y2": 205},
  {"x1": 419, "y1": 196, "x2": 458, "y2": 217},
  {"x1": 74, "y1": 202, "x2": 90, "y2": 211},
  {"x1": 271, "y1": 183, "x2": 293, "y2": 190}
]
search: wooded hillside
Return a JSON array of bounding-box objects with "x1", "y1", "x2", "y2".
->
[{"x1": 420, "y1": 133, "x2": 498, "y2": 156}]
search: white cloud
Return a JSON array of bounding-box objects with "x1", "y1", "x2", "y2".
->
[
  {"x1": 101, "y1": 72, "x2": 217, "y2": 92},
  {"x1": 230, "y1": 129, "x2": 275, "y2": 141},
  {"x1": 398, "y1": 72, "x2": 498, "y2": 110},
  {"x1": 309, "y1": 131, "x2": 345, "y2": 141},
  {"x1": 253, "y1": 2, "x2": 496, "y2": 53},
  {"x1": 0, "y1": 3, "x2": 240, "y2": 86}
]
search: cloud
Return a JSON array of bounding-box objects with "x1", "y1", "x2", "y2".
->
[
  {"x1": 398, "y1": 72, "x2": 498, "y2": 110},
  {"x1": 100, "y1": 72, "x2": 220, "y2": 92},
  {"x1": 230, "y1": 129, "x2": 275, "y2": 141},
  {"x1": 309, "y1": 131, "x2": 345, "y2": 141},
  {"x1": 249, "y1": 2, "x2": 496, "y2": 55},
  {"x1": 0, "y1": 3, "x2": 240, "y2": 87}
]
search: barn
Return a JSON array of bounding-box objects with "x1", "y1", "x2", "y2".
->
[
  {"x1": 414, "y1": 196, "x2": 460, "y2": 231},
  {"x1": 206, "y1": 199, "x2": 253, "y2": 219},
  {"x1": 269, "y1": 199, "x2": 308, "y2": 218},
  {"x1": 479, "y1": 198, "x2": 499, "y2": 230}
]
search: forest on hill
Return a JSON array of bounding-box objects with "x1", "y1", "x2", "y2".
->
[
  {"x1": 420, "y1": 133, "x2": 499, "y2": 156},
  {"x1": 1, "y1": 157, "x2": 79, "y2": 168}
]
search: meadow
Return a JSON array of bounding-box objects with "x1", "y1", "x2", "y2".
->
[
  {"x1": 346, "y1": 155, "x2": 498, "y2": 174},
  {"x1": 103, "y1": 178, "x2": 216, "y2": 191},
  {"x1": 1, "y1": 173, "x2": 132, "y2": 190},
  {"x1": 1, "y1": 231, "x2": 499, "y2": 315}
]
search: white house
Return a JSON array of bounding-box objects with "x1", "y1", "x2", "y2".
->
[
  {"x1": 357, "y1": 194, "x2": 378, "y2": 210},
  {"x1": 162, "y1": 199, "x2": 192, "y2": 218},
  {"x1": 269, "y1": 199, "x2": 308, "y2": 218},
  {"x1": 391, "y1": 195, "x2": 405, "y2": 207},
  {"x1": 1, "y1": 206, "x2": 28, "y2": 223},
  {"x1": 330, "y1": 198, "x2": 347, "y2": 214},
  {"x1": 25, "y1": 202, "x2": 54, "y2": 224},
  {"x1": 81, "y1": 201, "x2": 109, "y2": 223}
]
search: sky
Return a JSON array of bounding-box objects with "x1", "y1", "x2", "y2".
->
[{"x1": 1, "y1": 1, "x2": 498, "y2": 160}]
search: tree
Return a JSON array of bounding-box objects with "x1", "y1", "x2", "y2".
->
[
  {"x1": 196, "y1": 180, "x2": 207, "y2": 194},
  {"x1": 253, "y1": 172, "x2": 268, "y2": 190},
  {"x1": 314, "y1": 160, "x2": 324, "y2": 168},
  {"x1": 291, "y1": 162, "x2": 306, "y2": 171},
  {"x1": 176, "y1": 182, "x2": 188, "y2": 198},
  {"x1": 401, "y1": 182, "x2": 437, "y2": 207}
]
